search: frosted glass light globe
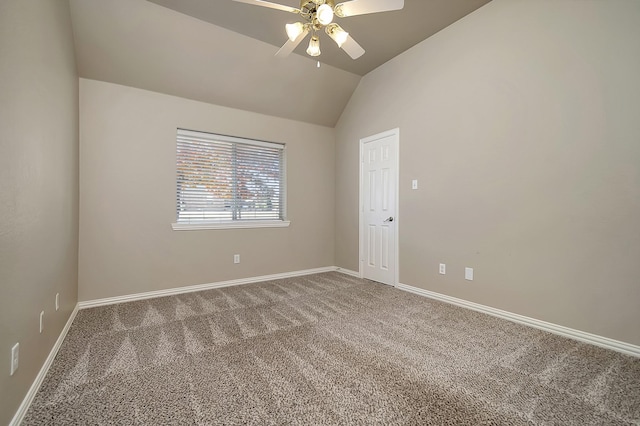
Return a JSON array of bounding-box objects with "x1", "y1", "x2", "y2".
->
[{"x1": 316, "y1": 4, "x2": 334, "y2": 25}]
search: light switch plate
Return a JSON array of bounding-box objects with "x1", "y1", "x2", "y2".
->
[{"x1": 411, "y1": 179, "x2": 418, "y2": 190}]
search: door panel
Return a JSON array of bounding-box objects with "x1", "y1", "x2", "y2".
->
[{"x1": 368, "y1": 225, "x2": 376, "y2": 267}]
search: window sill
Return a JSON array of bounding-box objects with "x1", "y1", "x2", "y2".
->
[{"x1": 171, "y1": 220, "x2": 291, "y2": 231}]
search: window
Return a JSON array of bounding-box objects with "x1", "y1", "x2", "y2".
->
[{"x1": 172, "y1": 129, "x2": 289, "y2": 230}]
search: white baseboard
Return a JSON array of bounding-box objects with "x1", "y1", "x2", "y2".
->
[
  {"x1": 396, "y1": 283, "x2": 640, "y2": 358},
  {"x1": 10, "y1": 304, "x2": 79, "y2": 426},
  {"x1": 78, "y1": 266, "x2": 339, "y2": 309},
  {"x1": 335, "y1": 267, "x2": 361, "y2": 278}
]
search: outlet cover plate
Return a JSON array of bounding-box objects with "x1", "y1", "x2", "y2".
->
[{"x1": 465, "y1": 267, "x2": 474, "y2": 281}]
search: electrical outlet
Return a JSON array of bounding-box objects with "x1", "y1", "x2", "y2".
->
[
  {"x1": 465, "y1": 267, "x2": 474, "y2": 281},
  {"x1": 10, "y1": 343, "x2": 19, "y2": 376},
  {"x1": 39, "y1": 311, "x2": 44, "y2": 333},
  {"x1": 55, "y1": 293, "x2": 59, "y2": 311},
  {"x1": 233, "y1": 254, "x2": 240, "y2": 264},
  {"x1": 439, "y1": 263, "x2": 446, "y2": 274}
]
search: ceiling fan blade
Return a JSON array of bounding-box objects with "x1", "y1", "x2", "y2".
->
[
  {"x1": 275, "y1": 29, "x2": 310, "y2": 58},
  {"x1": 335, "y1": 0, "x2": 404, "y2": 17},
  {"x1": 233, "y1": 0, "x2": 300, "y2": 14},
  {"x1": 341, "y1": 34, "x2": 365, "y2": 59}
]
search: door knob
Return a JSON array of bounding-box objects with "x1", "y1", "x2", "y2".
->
[{"x1": 384, "y1": 217, "x2": 394, "y2": 223}]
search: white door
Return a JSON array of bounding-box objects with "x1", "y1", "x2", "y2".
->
[{"x1": 360, "y1": 129, "x2": 398, "y2": 286}]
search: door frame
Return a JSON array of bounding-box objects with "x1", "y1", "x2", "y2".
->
[{"x1": 358, "y1": 128, "x2": 400, "y2": 286}]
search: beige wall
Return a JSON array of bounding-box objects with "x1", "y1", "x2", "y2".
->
[
  {"x1": 335, "y1": 0, "x2": 640, "y2": 345},
  {"x1": 79, "y1": 79, "x2": 335, "y2": 301},
  {"x1": 0, "y1": 0, "x2": 79, "y2": 423},
  {"x1": 69, "y1": 0, "x2": 361, "y2": 128}
]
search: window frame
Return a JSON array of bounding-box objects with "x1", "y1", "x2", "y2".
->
[{"x1": 172, "y1": 129, "x2": 290, "y2": 231}]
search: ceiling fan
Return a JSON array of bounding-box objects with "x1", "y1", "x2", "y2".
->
[{"x1": 233, "y1": 0, "x2": 404, "y2": 60}]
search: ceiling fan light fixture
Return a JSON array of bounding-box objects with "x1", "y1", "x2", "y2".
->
[
  {"x1": 285, "y1": 22, "x2": 305, "y2": 42},
  {"x1": 306, "y1": 35, "x2": 321, "y2": 56},
  {"x1": 235, "y1": 0, "x2": 404, "y2": 61},
  {"x1": 316, "y1": 4, "x2": 334, "y2": 25},
  {"x1": 326, "y1": 23, "x2": 348, "y2": 48}
]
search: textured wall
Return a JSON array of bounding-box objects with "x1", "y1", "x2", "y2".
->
[
  {"x1": 0, "y1": 1, "x2": 79, "y2": 423},
  {"x1": 335, "y1": 0, "x2": 640, "y2": 345},
  {"x1": 79, "y1": 79, "x2": 335, "y2": 301}
]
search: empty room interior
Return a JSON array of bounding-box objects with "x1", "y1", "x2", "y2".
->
[{"x1": 1, "y1": 0, "x2": 639, "y2": 424}]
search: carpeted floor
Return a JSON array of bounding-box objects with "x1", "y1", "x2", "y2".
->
[{"x1": 23, "y1": 272, "x2": 640, "y2": 425}]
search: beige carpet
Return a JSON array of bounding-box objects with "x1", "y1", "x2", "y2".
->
[{"x1": 23, "y1": 272, "x2": 640, "y2": 425}]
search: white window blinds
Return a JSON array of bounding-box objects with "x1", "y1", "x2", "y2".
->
[{"x1": 176, "y1": 129, "x2": 286, "y2": 225}]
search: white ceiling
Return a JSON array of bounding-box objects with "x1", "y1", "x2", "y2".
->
[{"x1": 69, "y1": 0, "x2": 490, "y2": 127}]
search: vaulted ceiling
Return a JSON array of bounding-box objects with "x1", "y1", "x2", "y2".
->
[{"x1": 69, "y1": 0, "x2": 490, "y2": 126}]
